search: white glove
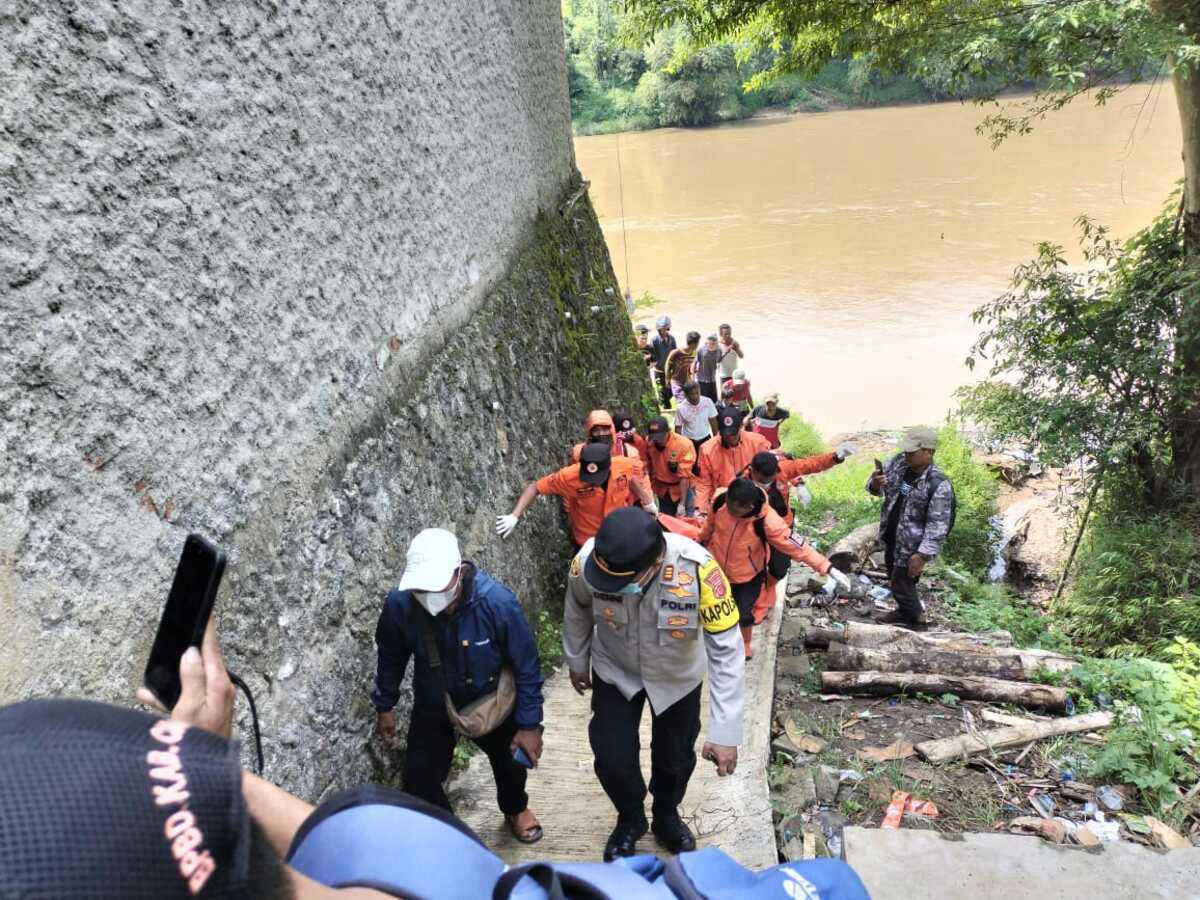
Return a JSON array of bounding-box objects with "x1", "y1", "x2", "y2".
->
[
  {"x1": 791, "y1": 483, "x2": 813, "y2": 507},
  {"x1": 835, "y1": 442, "x2": 858, "y2": 461},
  {"x1": 495, "y1": 514, "x2": 519, "y2": 538},
  {"x1": 825, "y1": 568, "x2": 852, "y2": 593},
  {"x1": 645, "y1": 500, "x2": 659, "y2": 516}
]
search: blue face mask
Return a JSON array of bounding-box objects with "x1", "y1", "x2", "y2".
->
[{"x1": 618, "y1": 582, "x2": 643, "y2": 596}]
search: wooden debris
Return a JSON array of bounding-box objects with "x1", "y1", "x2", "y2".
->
[
  {"x1": 826, "y1": 521, "x2": 879, "y2": 573},
  {"x1": 805, "y1": 621, "x2": 1014, "y2": 650},
  {"x1": 915, "y1": 712, "x2": 1114, "y2": 764},
  {"x1": 820, "y1": 670, "x2": 1071, "y2": 713},
  {"x1": 826, "y1": 642, "x2": 1027, "y2": 681},
  {"x1": 980, "y1": 709, "x2": 1038, "y2": 728},
  {"x1": 1073, "y1": 827, "x2": 1101, "y2": 847},
  {"x1": 858, "y1": 740, "x2": 915, "y2": 762}
]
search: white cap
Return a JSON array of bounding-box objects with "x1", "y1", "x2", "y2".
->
[
  {"x1": 732, "y1": 368, "x2": 746, "y2": 381},
  {"x1": 398, "y1": 528, "x2": 462, "y2": 592}
]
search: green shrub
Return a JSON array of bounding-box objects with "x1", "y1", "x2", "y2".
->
[
  {"x1": 792, "y1": 460, "x2": 880, "y2": 552},
  {"x1": 932, "y1": 425, "x2": 1000, "y2": 574},
  {"x1": 534, "y1": 609, "x2": 564, "y2": 675},
  {"x1": 1060, "y1": 509, "x2": 1200, "y2": 657},
  {"x1": 777, "y1": 415, "x2": 827, "y2": 459},
  {"x1": 1070, "y1": 652, "x2": 1199, "y2": 810},
  {"x1": 940, "y1": 574, "x2": 1072, "y2": 651}
]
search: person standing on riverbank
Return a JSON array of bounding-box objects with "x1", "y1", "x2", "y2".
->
[
  {"x1": 497, "y1": 443, "x2": 656, "y2": 550},
  {"x1": 639, "y1": 415, "x2": 696, "y2": 516},
  {"x1": 650, "y1": 316, "x2": 676, "y2": 408},
  {"x1": 716, "y1": 324, "x2": 743, "y2": 382},
  {"x1": 867, "y1": 426, "x2": 956, "y2": 631},
  {"x1": 745, "y1": 394, "x2": 789, "y2": 448},
  {"x1": 665, "y1": 331, "x2": 701, "y2": 404},
  {"x1": 563, "y1": 508, "x2": 745, "y2": 861},
  {"x1": 372, "y1": 528, "x2": 547, "y2": 843},
  {"x1": 673, "y1": 382, "x2": 718, "y2": 474},
  {"x1": 695, "y1": 334, "x2": 722, "y2": 403}
]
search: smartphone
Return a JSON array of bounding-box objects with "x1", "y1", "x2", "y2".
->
[
  {"x1": 874, "y1": 458, "x2": 884, "y2": 473},
  {"x1": 512, "y1": 745, "x2": 534, "y2": 769},
  {"x1": 143, "y1": 534, "x2": 227, "y2": 709}
]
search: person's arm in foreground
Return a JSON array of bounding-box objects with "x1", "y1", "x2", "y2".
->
[{"x1": 696, "y1": 559, "x2": 745, "y2": 776}]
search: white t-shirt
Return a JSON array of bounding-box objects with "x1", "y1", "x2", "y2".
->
[
  {"x1": 674, "y1": 397, "x2": 718, "y2": 440},
  {"x1": 717, "y1": 341, "x2": 741, "y2": 379}
]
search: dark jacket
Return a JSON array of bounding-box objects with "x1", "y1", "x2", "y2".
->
[
  {"x1": 371, "y1": 564, "x2": 544, "y2": 729},
  {"x1": 867, "y1": 454, "x2": 956, "y2": 565}
]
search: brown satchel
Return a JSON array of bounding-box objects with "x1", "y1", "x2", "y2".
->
[{"x1": 420, "y1": 613, "x2": 515, "y2": 738}]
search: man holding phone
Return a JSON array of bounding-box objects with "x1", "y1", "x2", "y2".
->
[{"x1": 371, "y1": 528, "x2": 547, "y2": 844}]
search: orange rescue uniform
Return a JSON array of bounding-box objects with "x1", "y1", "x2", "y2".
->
[
  {"x1": 695, "y1": 431, "x2": 773, "y2": 514},
  {"x1": 535, "y1": 456, "x2": 642, "y2": 547},
  {"x1": 638, "y1": 432, "x2": 697, "y2": 502},
  {"x1": 698, "y1": 502, "x2": 831, "y2": 585}
]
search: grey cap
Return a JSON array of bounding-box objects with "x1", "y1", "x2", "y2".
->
[
  {"x1": 636, "y1": 323, "x2": 650, "y2": 333},
  {"x1": 899, "y1": 425, "x2": 938, "y2": 452},
  {"x1": 656, "y1": 315, "x2": 671, "y2": 328}
]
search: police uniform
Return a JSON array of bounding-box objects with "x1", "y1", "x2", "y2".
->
[{"x1": 562, "y1": 511, "x2": 745, "y2": 857}]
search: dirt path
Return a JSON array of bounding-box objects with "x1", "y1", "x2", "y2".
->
[{"x1": 448, "y1": 586, "x2": 784, "y2": 869}]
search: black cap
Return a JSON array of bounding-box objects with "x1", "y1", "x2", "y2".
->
[
  {"x1": 612, "y1": 410, "x2": 635, "y2": 433},
  {"x1": 646, "y1": 416, "x2": 669, "y2": 438},
  {"x1": 717, "y1": 409, "x2": 744, "y2": 435},
  {"x1": 579, "y1": 442, "x2": 612, "y2": 485},
  {"x1": 751, "y1": 451, "x2": 779, "y2": 476},
  {"x1": 0, "y1": 698, "x2": 252, "y2": 899},
  {"x1": 584, "y1": 507, "x2": 665, "y2": 592}
]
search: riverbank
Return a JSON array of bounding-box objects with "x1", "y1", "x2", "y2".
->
[{"x1": 766, "y1": 422, "x2": 1200, "y2": 860}]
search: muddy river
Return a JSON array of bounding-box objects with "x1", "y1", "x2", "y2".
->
[{"x1": 575, "y1": 84, "x2": 1181, "y2": 436}]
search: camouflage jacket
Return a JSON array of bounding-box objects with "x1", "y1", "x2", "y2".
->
[{"x1": 867, "y1": 454, "x2": 956, "y2": 564}]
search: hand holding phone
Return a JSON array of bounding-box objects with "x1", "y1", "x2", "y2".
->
[
  {"x1": 143, "y1": 534, "x2": 226, "y2": 710},
  {"x1": 512, "y1": 745, "x2": 534, "y2": 769}
]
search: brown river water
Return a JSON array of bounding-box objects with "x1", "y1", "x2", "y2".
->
[{"x1": 575, "y1": 84, "x2": 1181, "y2": 436}]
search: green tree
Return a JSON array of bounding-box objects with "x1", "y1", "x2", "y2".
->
[{"x1": 625, "y1": 0, "x2": 1200, "y2": 490}]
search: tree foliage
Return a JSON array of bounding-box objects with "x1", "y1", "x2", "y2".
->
[
  {"x1": 959, "y1": 203, "x2": 1194, "y2": 503},
  {"x1": 624, "y1": 1, "x2": 1197, "y2": 145}
]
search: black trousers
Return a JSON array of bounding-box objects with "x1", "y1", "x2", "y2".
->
[
  {"x1": 660, "y1": 493, "x2": 680, "y2": 517},
  {"x1": 589, "y1": 675, "x2": 702, "y2": 823},
  {"x1": 690, "y1": 435, "x2": 710, "y2": 476},
  {"x1": 884, "y1": 544, "x2": 926, "y2": 620},
  {"x1": 698, "y1": 381, "x2": 718, "y2": 403},
  {"x1": 402, "y1": 711, "x2": 528, "y2": 816},
  {"x1": 731, "y1": 570, "x2": 767, "y2": 627}
]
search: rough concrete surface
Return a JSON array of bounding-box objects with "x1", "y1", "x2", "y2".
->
[
  {"x1": 844, "y1": 825, "x2": 1200, "y2": 899},
  {"x1": 451, "y1": 585, "x2": 783, "y2": 869},
  {"x1": 1, "y1": 2, "x2": 651, "y2": 799}
]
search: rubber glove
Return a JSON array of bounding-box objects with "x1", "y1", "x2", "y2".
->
[
  {"x1": 823, "y1": 568, "x2": 852, "y2": 594},
  {"x1": 645, "y1": 500, "x2": 659, "y2": 516},
  {"x1": 835, "y1": 442, "x2": 858, "y2": 461},
  {"x1": 495, "y1": 514, "x2": 519, "y2": 538}
]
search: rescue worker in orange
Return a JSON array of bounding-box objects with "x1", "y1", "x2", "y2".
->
[
  {"x1": 694, "y1": 408, "x2": 772, "y2": 516},
  {"x1": 698, "y1": 478, "x2": 851, "y2": 658},
  {"x1": 570, "y1": 410, "x2": 642, "y2": 463},
  {"x1": 497, "y1": 443, "x2": 656, "y2": 550},
  {"x1": 632, "y1": 416, "x2": 697, "y2": 517}
]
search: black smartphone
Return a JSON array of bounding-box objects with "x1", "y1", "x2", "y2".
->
[
  {"x1": 874, "y1": 458, "x2": 884, "y2": 472},
  {"x1": 143, "y1": 534, "x2": 226, "y2": 709}
]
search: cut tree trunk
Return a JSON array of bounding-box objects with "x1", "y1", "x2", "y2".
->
[
  {"x1": 814, "y1": 622, "x2": 1075, "y2": 675},
  {"x1": 916, "y1": 712, "x2": 1113, "y2": 763},
  {"x1": 826, "y1": 642, "x2": 1027, "y2": 680},
  {"x1": 826, "y1": 522, "x2": 879, "y2": 573},
  {"x1": 820, "y1": 670, "x2": 1070, "y2": 713}
]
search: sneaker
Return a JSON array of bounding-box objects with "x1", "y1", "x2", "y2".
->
[
  {"x1": 651, "y1": 809, "x2": 697, "y2": 854},
  {"x1": 603, "y1": 815, "x2": 648, "y2": 862},
  {"x1": 875, "y1": 609, "x2": 926, "y2": 630}
]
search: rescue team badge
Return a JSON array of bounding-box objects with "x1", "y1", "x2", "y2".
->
[
  {"x1": 723, "y1": 416, "x2": 733, "y2": 427},
  {"x1": 703, "y1": 567, "x2": 727, "y2": 598},
  {"x1": 586, "y1": 463, "x2": 599, "y2": 474},
  {"x1": 570, "y1": 556, "x2": 581, "y2": 577},
  {"x1": 662, "y1": 565, "x2": 675, "y2": 582}
]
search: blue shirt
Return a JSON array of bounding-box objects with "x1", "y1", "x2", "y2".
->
[{"x1": 371, "y1": 564, "x2": 545, "y2": 729}]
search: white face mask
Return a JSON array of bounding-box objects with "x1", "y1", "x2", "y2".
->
[{"x1": 414, "y1": 570, "x2": 460, "y2": 616}]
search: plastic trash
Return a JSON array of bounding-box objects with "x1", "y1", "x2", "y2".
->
[
  {"x1": 881, "y1": 791, "x2": 909, "y2": 829},
  {"x1": 1088, "y1": 819, "x2": 1121, "y2": 842},
  {"x1": 1095, "y1": 693, "x2": 1113, "y2": 709},
  {"x1": 1030, "y1": 793, "x2": 1056, "y2": 818},
  {"x1": 1096, "y1": 786, "x2": 1124, "y2": 812},
  {"x1": 1060, "y1": 770, "x2": 1075, "y2": 782},
  {"x1": 868, "y1": 586, "x2": 892, "y2": 602}
]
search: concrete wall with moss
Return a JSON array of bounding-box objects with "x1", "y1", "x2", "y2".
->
[{"x1": 1, "y1": 2, "x2": 652, "y2": 796}]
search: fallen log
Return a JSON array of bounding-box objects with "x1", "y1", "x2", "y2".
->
[
  {"x1": 915, "y1": 712, "x2": 1113, "y2": 763},
  {"x1": 825, "y1": 642, "x2": 1027, "y2": 681},
  {"x1": 826, "y1": 522, "x2": 879, "y2": 574},
  {"x1": 804, "y1": 622, "x2": 1014, "y2": 650},
  {"x1": 819, "y1": 670, "x2": 1070, "y2": 713},
  {"x1": 819, "y1": 622, "x2": 1075, "y2": 674}
]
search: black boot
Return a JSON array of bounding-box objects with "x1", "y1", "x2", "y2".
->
[
  {"x1": 875, "y1": 609, "x2": 926, "y2": 631},
  {"x1": 651, "y1": 808, "x2": 696, "y2": 854},
  {"x1": 604, "y1": 815, "x2": 648, "y2": 862}
]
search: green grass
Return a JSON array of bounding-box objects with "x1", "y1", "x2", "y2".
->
[
  {"x1": 778, "y1": 415, "x2": 828, "y2": 458},
  {"x1": 939, "y1": 573, "x2": 1073, "y2": 651},
  {"x1": 791, "y1": 460, "x2": 881, "y2": 552}
]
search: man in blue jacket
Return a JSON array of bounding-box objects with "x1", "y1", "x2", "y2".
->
[{"x1": 371, "y1": 528, "x2": 546, "y2": 843}]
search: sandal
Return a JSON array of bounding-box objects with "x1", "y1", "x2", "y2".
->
[{"x1": 506, "y1": 809, "x2": 544, "y2": 844}]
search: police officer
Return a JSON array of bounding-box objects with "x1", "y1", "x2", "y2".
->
[
  {"x1": 868, "y1": 425, "x2": 957, "y2": 630},
  {"x1": 563, "y1": 507, "x2": 745, "y2": 861}
]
